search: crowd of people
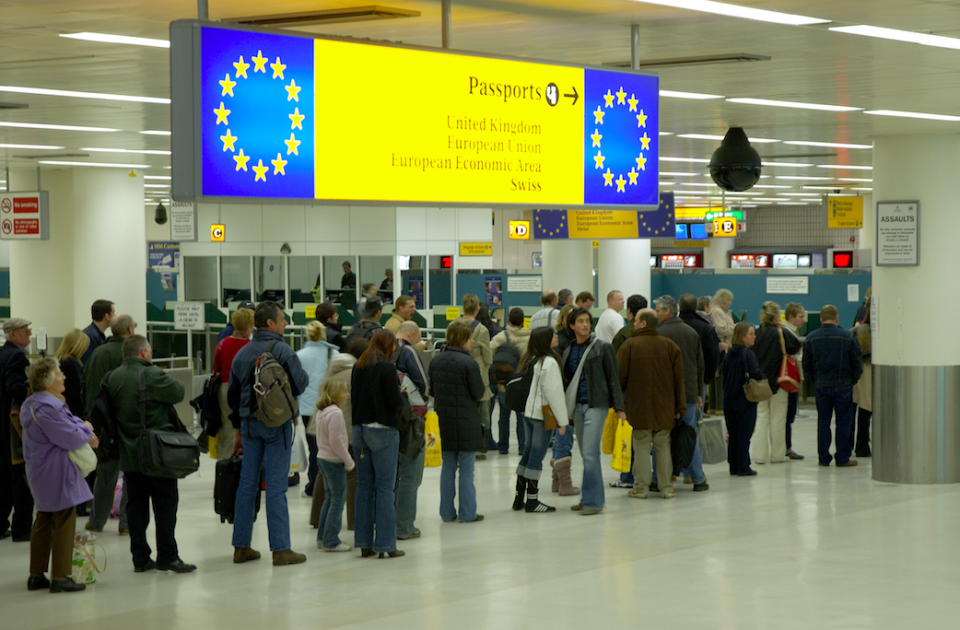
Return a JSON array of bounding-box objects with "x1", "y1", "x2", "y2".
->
[{"x1": 0, "y1": 286, "x2": 872, "y2": 590}]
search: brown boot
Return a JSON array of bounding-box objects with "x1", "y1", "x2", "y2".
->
[
  {"x1": 233, "y1": 547, "x2": 261, "y2": 564},
  {"x1": 550, "y1": 459, "x2": 559, "y2": 493},
  {"x1": 272, "y1": 549, "x2": 307, "y2": 566},
  {"x1": 555, "y1": 457, "x2": 580, "y2": 496}
]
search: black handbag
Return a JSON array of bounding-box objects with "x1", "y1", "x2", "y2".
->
[
  {"x1": 398, "y1": 390, "x2": 425, "y2": 459},
  {"x1": 135, "y1": 367, "x2": 200, "y2": 479},
  {"x1": 670, "y1": 420, "x2": 698, "y2": 470}
]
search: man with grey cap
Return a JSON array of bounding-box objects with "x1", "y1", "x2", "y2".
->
[
  {"x1": 345, "y1": 295, "x2": 384, "y2": 342},
  {"x1": 0, "y1": 317, "x2": 34, "y2": 541},
  {"x1": 82, "y1": 314, "x2": 137, "y2": 535}
]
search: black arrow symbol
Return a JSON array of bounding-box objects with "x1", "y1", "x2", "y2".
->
[{"x1": 564, "y1": 86, "x2": 579, "y2": 105}]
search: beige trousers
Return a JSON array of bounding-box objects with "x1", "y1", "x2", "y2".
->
[{"x1": 632, "y1": 430, "x2": 673, "y2": 492}]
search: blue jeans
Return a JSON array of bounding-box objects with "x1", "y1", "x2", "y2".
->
[
  {"x1": 573, "y1": 405, "x2": 606, "y2": 510},
  {"x1": 552, "y1": 424, "x2": 575, "y2": 460},
  {"x1": 620, "y1": 448, "x2": 637, "y2": 485},
  {"x1": 816, "y1": 386, "x2": 854, "y2": 465},
  {"x1": 653, "y1": 403, "x2": 704, "y2": 485},
  {"x1": 232, "y1": 418, "x2": 292, "y2": 552},
  {"x1": 516, "y1": 415, "x2": 551, "y2": 480},
  {"x1": 440, "y1": 451, "x2": 477, "y2": 522},
  {"x1": 395, "y1": 446, "x2": 425, "y2": 537},
  {"x1": 352, "y1": 425, "x2": 399, "y2": 553},
  {"x1": 489, "y1": 390, "x2": 514, "y2": 453},
  {"x1": 317, "y1": 459, "x2": 346, "y2": 548}
]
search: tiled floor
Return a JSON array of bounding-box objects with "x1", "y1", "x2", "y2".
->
[{"x1": 2, "y1": 411, "x2": 958, "y2": 630}]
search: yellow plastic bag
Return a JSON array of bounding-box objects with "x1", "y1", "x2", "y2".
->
[
  {"x1": 208, "y1": 435, "x2": 219, "y2": 460},
  {"x1": 610, "y1": 420, "x2": 633, "y2": 473},
  {"x1": 424, "y1": 411, "x2": 442, "y2": 468},
  {"x1": 601, "y1": 408, "x2": 617, "y2": 455}
]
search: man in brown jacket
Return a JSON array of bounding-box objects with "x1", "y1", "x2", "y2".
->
[{"x1": 617, "y1": 309, "x2": 686, "y2": 499}]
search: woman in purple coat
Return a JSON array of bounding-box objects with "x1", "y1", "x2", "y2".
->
[{"x1": 21, "y1": 357, "x2": 97, "y2": 593}]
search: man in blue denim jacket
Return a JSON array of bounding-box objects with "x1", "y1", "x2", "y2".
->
[
  {"x1": 802, "y1": 305, "x2": 863, "y2": 467},
  {"x1": 227, "y1": 301, "x2": 309, "y2": 566}
]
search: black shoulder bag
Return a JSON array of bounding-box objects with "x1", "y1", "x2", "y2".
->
[{"x1": 137, "y1": 366, "x2": 201, "y2": 479}]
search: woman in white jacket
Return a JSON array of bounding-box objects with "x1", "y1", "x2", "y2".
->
[{"x1": 515, "y1": 327, "x2": 569, "y2": 513}]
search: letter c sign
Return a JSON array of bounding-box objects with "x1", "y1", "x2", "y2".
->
[{"x1": 211, "y1": 224, "x2": 226, "y2": 242}]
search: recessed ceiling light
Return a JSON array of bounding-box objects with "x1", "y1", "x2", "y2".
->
[
  {"x1": 629, "y1": 0, "x2": 829, "y2": 25},
  {"x1": 761, "y1": 161, "x2": 815, "y2": 168},
  {"x1": 60, "y1": 32, "x2": 170, "y2": 49},
  {"x1": 81, "y1": 147, "x2": 172, "y2": 156},
  {"x1": 678, "y1": 133, "x2": 780, "y2": 143},
  {"x1": 816, "y1": 164, "x2": 872, "y2": 170},
  {"x1": 139, "y1": 130, "x2": 172, "y2": 136},
  {"x1": 144, "y1": 175, "x2": 172, "y2": 180},
  {"x1": 726, "y1": 97, "x2": 861, "y2": 112},
  {"x1": 863, "y1": 109, "x2": 960, "y2": 122},
  {"x1": 0, "y1": 143, "x2": 65, "y2": 150},
  {"x1": 660, "y1": 90, "x2": 725, "y2": 100},
  {"x1": 830, "y1": 25, "x2": 960, "y2": 51},
  {"x1": 783, "y1": 140, "x2": 872, "y2": 149},
  {"x1": 837, "y1": 177, "x2": 873, "y2": 182},
  {"x1": 0, "y1": 121, "x2": 119, "y2": 133},
  {"x1": 660, "y1": 157, "x2": 710, "y2": 163},
  {"x1": 776, "y1": 176, "x2": 834, "y2": 181},
  {"x1": 38, "y1": 160, "x2": 149, "y2": 168},
  {"x1": 0, "y1": 86, "x2": 168, "y2": 105}
]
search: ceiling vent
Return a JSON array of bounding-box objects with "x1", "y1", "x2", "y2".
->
[{"x1": 225, "y1": 5, "x2": 421, "y2": 27}]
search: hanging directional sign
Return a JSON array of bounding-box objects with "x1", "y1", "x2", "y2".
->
[{"x1": 170, "y1": 20, "x2": 660, "y2": 209}]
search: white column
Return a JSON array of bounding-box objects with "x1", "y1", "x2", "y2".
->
[
  {"x1": 541, "y1": 240, "x2": 593, "y2": 299},
  {"x1": 598, "y1": 239, "x2": 650, "y2": 302},
  {"x1": 703, "y1": 236, "x2": 734, "y2": 270}
]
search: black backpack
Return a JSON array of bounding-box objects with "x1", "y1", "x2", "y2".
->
[
  {"x1": 345, "y1": 320, "x2": 381, "y2": 342},
  {"x1": 87, "y1": 371, "x2": 120, "y2": 462},
  {"x1": 504, "y1": 363, "x2": 534, "y2": 413},
  {"x1": 491, "y1": 330, "x2": 521, "y2": 385},
  {"x1": 671, "y1": 421, "x2": 698, "y2": 470}
]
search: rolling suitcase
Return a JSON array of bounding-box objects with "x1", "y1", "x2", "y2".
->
[{"x1": 214, "y1": 456, "x2": 261, "y2": 524}]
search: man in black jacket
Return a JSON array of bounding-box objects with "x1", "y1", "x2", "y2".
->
[
  {"x1": 0, "y1": 318, "x2": 33, "y2": 541},
  {"x1": 81, "y1": 299, "x2": 114, "y2": 364},
  {"x1": 228, "y1": 301, "x2": 310, "y2": 566},
  {"x1": 560, "y1": 308, "x2": 626, "y2": 515},
  {"x1": 315, "y1": 302, "x2": 347, "y2": 351},
  {"x1": 345, "y1": 296, "x2": 383, "y2": 343},
  {"x1": 394, "y1": 321, "x2": 428, "y2": 539}
]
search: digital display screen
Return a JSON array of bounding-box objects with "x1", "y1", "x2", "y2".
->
[
  {"x1": 773, "y1": 254, "x2": 798, "y2": 269},
  {"x1": 798, "y1": 255, "x2": 811, "y2": 268},
  {"x1": 650, "y1": 255, "x2": 658, "y2": 268},
  {"x1": 398, "y1": 255, "x2": 411, "y2": 271},
  {"x1": 675, "y1": 224, "x2": 689, "y2": 240},
  {"x1": 689, "y1": 223, "x2": 707, "y2": 240},
  {"x1": 832, "y1": 251, "x2": 854, "y2": 268}
]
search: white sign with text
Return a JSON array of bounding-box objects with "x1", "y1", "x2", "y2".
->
[
  {"x1": 173, "y1": 302, "x2": 205, "y2": 330},
  {"x1": 876, "y1": 201, "x2": 919, "y2": 266},
  {"x1": 766, "y1": 276, "x2": 809, "y2": 295},
  {"x1": 507, "y1": 276, "x2": 543, "y2": 293}
]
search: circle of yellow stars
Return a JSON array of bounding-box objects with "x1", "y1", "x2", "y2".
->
[
  {"x1": 212, "y1": 49, "x2": 304, "y2": 183},
  {"x1": 534, "y1": 210, "x2": 566, "y2": 237},
  {"x1": 637, "y1": 196, "x2": 673, "y2": 236},
  {"x1": 590, "y1": 85, "x2": 650, "y2": 194}
]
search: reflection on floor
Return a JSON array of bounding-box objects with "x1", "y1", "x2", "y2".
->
[{"x1": 2, "y1": 413, "x2": 957, "y2": 630}]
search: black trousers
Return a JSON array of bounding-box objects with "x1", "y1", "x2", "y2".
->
[
  {"x1": 785, "y1": 391, "x2": 799, "y2": 450},
  {"x1": 849, "y1": 405, "x2": 872, "y2": 456},
  {"x1": 0, "y1": 459, "x2": 35, "y2": 539},
  {"x1": 724, "y1": 399, "x2": 757, "y2": 475},
  {"x1": 124, "y1": 471, "x2": 179, "y2": 567}
]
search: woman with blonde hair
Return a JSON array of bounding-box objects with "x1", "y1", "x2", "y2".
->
[
  {"x1": 722, "y1": 322, "x2": 765, "y2": 476},
  {"x1": 297, "y1": 320, "x2": 340, "y2": 496},
  {"x1": 210, "y1": 308, "x2": 254, "y2": 460},
  {"x1": 314, "y1": 379, "x2": 354, "y2": 552},
  {"x1": 554, "y1": 304, "x2": 576, "y2": 353},
  {"x1": 55, "y1": 329, "x2": 90, "y2": 419},
  {"x1": 750, "y1": 302, "x2": 801, "y2": 464}
]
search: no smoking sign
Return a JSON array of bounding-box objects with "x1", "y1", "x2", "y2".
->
[{"x1": 1, "y1": 199, "x2": 11, "y2": 213}]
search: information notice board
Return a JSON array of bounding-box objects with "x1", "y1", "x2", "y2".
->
[{"x1": 876, "y1": 201, "x2": 919, "y2": 266}]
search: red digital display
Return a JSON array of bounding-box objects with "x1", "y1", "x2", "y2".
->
[
  {"x1": 832, "y1": 251, "x2": 854, "y2": 268},
  {"x1": 754, "y1": 254, "x2": 771, "y2": 268},
  {"x1": 440, "y1": 256, "x2": 453, "y2": 269},
  {"x1": 683, "y1": 254, "x2": 702, "y2": 268}
]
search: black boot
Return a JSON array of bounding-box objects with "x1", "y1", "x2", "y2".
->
[
  {"x1": 512, "y1": 476, "x2": 526, "y2": 511},
  {"x1": 524, "y1": 480, "x2": 556, "y2": 513}
]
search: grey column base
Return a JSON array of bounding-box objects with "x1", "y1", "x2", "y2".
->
[{"x1": 874, "y1": 364, "x2": 960, "y2": 484}]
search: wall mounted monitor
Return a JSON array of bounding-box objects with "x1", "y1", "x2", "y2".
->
[
  {"x1": 797, "y1": 254, "x2": 811, "y2": 268},
  {"x1": 773, "y1": 254, "x2": 798, "y2": 269}
]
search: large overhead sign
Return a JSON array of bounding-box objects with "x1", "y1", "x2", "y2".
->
[
  {"x1": 532, "y1": 192, "x2": 674, "y2": 239},
  {"x1": 170, "y1": 21, "x2": 660, "y2": 209}
]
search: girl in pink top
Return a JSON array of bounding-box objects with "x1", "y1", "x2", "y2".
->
[{"x1": 315, "y1": 380, "x2": 355, "y2": 552}]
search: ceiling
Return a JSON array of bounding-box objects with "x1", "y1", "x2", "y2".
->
[{"x1": 2, "y1": 0, "x2": 959, "y2": 206}]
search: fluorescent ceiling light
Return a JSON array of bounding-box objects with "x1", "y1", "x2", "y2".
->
[
  {"x1": 38, "y1": 160, "x2": 149, "y2": 168},
  {"x1": 139, "y1": 130, "x2": 172, "y2": 136},
  {"x1": 660, "y1": 90, "x2": 724, "y2": 100},
  {"x1": 851, "y1": 187, "x2": 873, "y2": 191},
  {"x1": 677, "y1": 182, "x2": 716, "y2": 187},
  {"x1": 863, "y1": 109, "x2": 960, "y2": 122},
  {"x1": 659, "y1": 182, "x2": 676, "y2": 186},
  {"x1": 660, "y1": 157, "x2": 710, "y2": 163},
  {"x1": 677, "y1": 133, "x2": 780, "y2": 143},
  {"x1": 659, "y1": 132, "x2": 674, "y2": 136},
  {"x1": 830, "y1": 25, "x2": 960, "y2": 51},
  {"x1": 761, "y1": 161, "x2": 814, "y2": 168},
  {"x1": 838, "y1": 177, "x2": 872, "y2": 182},
  {"x1": 144, "y1": 175, "x2": 172, "y2": 180},
  {"x1": 816, "y1": 164, "x2": 872, "y2": 170},
  {"x1": 752, "y1": 184, "x2": 794, "y2": 189},
  {"x1": 0, "y1": 121, "x2": 118, "y2": 133},
  {"x1": 776, "y1": 175, "x2": 834, "y2": 181},
  {"x1": 60, "y1": 32, "x2": 170, "y2": 49},
  {"x1": 780, "y1": 192, "x2": 822, "y2": 196},
  {"x1": 783, "y1": 140, "x2": 872, "y2": 149},
  {"x1": 0, "y1": 85, "x2": 169, "y2": 105},
  {"x1": 629, "y1": 0, "x2": 829, "y2": 25},
  {"x1": 144, "y1": 184, "x2": 170, "y2": 188},
  {"x1": 802, "y1": 185, "x2": 854, "y2": 190},
  {"x1": 726, "y1": 97, "x2": 861, "y2": 112},
  {"x1": 0, "y1": 143, "x2": 65, "y2": 150},
  {"x1": 661, "y1": 171, "x2": 701, "y2": 177},
  {"x1": 81, "y1": 147, "x2": 171, "y2": 156}
]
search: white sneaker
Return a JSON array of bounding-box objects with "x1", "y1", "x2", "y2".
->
[{"x1": 323, "y1": 543, "x2": 352, "y2": 552}]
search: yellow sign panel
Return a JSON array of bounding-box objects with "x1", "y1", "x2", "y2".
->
[
  {"x1": 305, "y1": 305, "x2": 317, "y2": 319},
  {"x1": 713, "y1": 216, "x2": 737, "y2": 237},
  {"x1": 211, "y1": 224, "x2": 225, "y2": 241},
  {"x1": 446, "y1": 307, "x2": 462, "y2": 321},
  {"x1": 593, "y1": 239, "x2": 599, "y2": 249},
  {"x1": 827, "y1": 196, "x2": 864, "y2": 229},
  {"x1": 523, "y1": 317, "x2": 531, "y2": 329},
  {"x1": 509, "y1": 220, "x2": 531, "y2": 240},
  {"x1": 676, "y1": 207, "x2": 709, "y2": 221},
  {"x1": 567, "y1": 210, "x2": 640, "y2": 239},
  {"x1": 460, "y1": 242, "x2": 493, "y2": 256},
  {"x1": 674, "y1": 240, "x2": 710, "y2": 247}
]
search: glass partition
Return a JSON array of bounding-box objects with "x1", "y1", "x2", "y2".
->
[
  {"x1": 359, "y1": 255, "x2": 394, "y2": 303},
  {"x1": 220, "y1": 256, "x2": 252, "y2": 306},
  {"x1": 428, "y1": 255, "x2": 453, "y2": 308},
  {"x1": 254, "y1": 256, "x2": 286, "y2": 305},
  {"x1": 288, "y1": 256, "x2": 321, "y2": 304},
  {"x1": 400, "y1": 255, "x2": 425, "y2": 309},
  {"x1": 323, "y1": 255, "x2": 357, "y2": 310},
  {"x1": 183, "y1": 256, "x2": 218, "y2": 305}
]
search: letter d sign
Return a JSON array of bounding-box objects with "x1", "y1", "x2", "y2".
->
[{"x1": 509, "y1": 220, "x2": 530, "y2": 240}]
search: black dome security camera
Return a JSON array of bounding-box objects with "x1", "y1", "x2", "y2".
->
[{"x1": 709, "y1": 127, "x2": 762, "y2": 192}]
